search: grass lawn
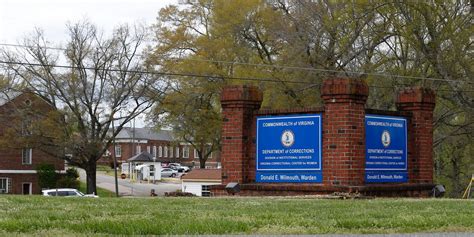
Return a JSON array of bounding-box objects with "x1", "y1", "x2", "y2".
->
[
  {"x1": 78, "y1": 181, "x2": 116, "y2": 198},
  {"x1": 0, "y1": 197, "x2": 472, "y2": 235},
  {"x1": 96, "y1": 165, "x2": 116, "y2": 177}
]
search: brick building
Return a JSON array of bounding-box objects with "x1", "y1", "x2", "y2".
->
[
  {"x1": 0, "y1": 91, "x2": 65, "y2": 195},
  {"x1": 101, "y1": 127, "x2": 220, "y2": 169}
]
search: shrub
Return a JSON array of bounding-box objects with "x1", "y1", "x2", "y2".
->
[
  {"x1": 56, "y1": 177, "x2": 80, "y2": 189},
  {"x1": 56, "y1": 168, "x2": 80, "y2": 189},
  {"x1": 65, "y1": 167, "x2": 79, "y2": 179},
  {"x1": 36, "y1": 164, "x2": 57, "y2": 189}
]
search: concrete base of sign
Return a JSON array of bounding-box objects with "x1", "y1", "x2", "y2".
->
[{"x1": 211, "y1": 183, "x2": 436, "y2": 197}]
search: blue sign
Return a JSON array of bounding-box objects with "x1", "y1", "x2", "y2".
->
[
  {"x1": 365, "y1": 115, "x2": 407, "y2": 183},
  {"x1": 256, "y1": 114, "x2": 322, "y2": 183}
]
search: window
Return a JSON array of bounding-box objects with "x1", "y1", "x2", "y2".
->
[
  {"x1": 170, "y1": 147, "x2": 174, "y2": 158},
  {"x1": 159, "y1": 146, "x2": 163, "y2": 157},
  {"x1": 115, "y1": 145, "x2": 122, "y2": 157},
  {"x1": 164, "y1": 146, "x2": 168, "y2": 157},
  {"x1": 0, "y1": 178, "x2": 11, "y2": 194},
  {"x1": 207, "y1": 146, "x2": 213, "y2": 159},
  {"x1": 202, "y1": 185, "x2": 211, "y2": 197},
  {"x1": 194, "y1": 149, "x2": 199, "y2": 159},
  {"x1": 21, "y1": 120, "x2": 32, "y2": 136},
  {"x1": 152, "y1": 146, "x2": 157, "y2": 157},
  {"x1": 22, "y1": 148, "x2": 32, "y2": 164},
  {"x1": 183, "y1": 146, "x2": 189, "y2": 158},
  {"x1": 147, "y1": 146, "x2": 151, "y2": 154},
  {"x1": 136, "y1": 145, "x2": 141, "y2": 154},
  {"x1": 175, "y1": 147, "x2": 180, "y2": 158},
  {"x1": 57, "y1": 191, "x2": 69, "y2": 196}
]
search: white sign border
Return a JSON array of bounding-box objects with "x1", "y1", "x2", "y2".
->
[
  {"x1": 256, "y1": 114, "x2": 322, "y2": 171},
  {"x1": 365, "y1": 115, "x2": 408, "y2": 171}
]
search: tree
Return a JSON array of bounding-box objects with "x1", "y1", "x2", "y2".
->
[
  {"x1": 149, "y1": 0, "x2": 389, "y2": 167},
  {"x1": 150, "y1": 1, "x2": 473, "y2": 196},
  {"x1": 153, "y1": 82, "x2": 221, "y2": 168},
  {"x1": 376, "y1": 1, "x2": 474, "y2": 197},
  {"x1": 0, "y1": 21, "x2": 167, "y2": 194}
]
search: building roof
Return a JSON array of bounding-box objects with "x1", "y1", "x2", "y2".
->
[
  {"x1": 0, "y1": 91, "x2": 21, "y2": 107},
  {"x1": 115, "y1": 127, "x2": 174, "y2": 141},
  {"x1": 181, "y1": 169, "x2": 222, "y2": 182},
  {"x1": 127, "y1": 151, "x2": 155, "y2": 162}
]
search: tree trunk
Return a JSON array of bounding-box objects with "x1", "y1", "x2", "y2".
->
[
  {"x1": 199, "y1": 158, "x2": 206, "y2": 169},
  {"x1": 450, "y1": 156, "x2": 461, "y2": 198},
  {"x1": 85, "y1": 160, "x2": 97, "y2": 195},
  {"x1": 198, "y1": 143, "x2": 207, "y2": 169}
]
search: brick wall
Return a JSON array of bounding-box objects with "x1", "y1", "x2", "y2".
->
[
  {"x1": 0, "y1": 92, "x2": 64, "y2": 195},
  {"x1": 215, "y1": 78, "x2": 436, "y2": 197},
  {"x1": 0, "y1": 173, "x2": 39, "y2": 194},
  {"x1": 220, "y1": 85, "x2": 262, "y2": 184},
  {"x1": 397, "y1": 87, "x2": 436, "y2": 184},
  {"x1": 0, "y1": 93, "x2": 64, "y2": 171},
  {"x1": 321, "y1": 78, "x2": 368, "y2": 186}
]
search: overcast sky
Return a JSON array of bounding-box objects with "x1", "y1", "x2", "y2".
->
[{"x1": 0, "y1": 0, "x2": 177, "y2": 44}]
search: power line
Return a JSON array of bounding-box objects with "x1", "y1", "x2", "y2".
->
[
  {"x1": 1, "y1": 42, "x2": 472, "y2": 84},
  {"x1": 0, "y1": 43, "x2": 65, "y2": 51},
  {"x1": 0, "y1": 60, "x2": 310, "y2": 85},
  {"x1": 170, "y1": 57, "x2": 472, "y2": 84},
  {"x1": 1, "y1": 60, "x2": 473, "y2": 93}
]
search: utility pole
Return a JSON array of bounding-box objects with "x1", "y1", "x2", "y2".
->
[
  {"x1": 131, "y1": 118, "x2": 136, "y2": 182},
  {"x1": 111, "y1": 119, "x2": 119, "y2": 197},
  {"x1": 153, "y1": 156, "x2": 156, "y2": 184}
]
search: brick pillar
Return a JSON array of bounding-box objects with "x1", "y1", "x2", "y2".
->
[
  {"x1": 321, "y1": 78, "x2": 368, "y2": 186},
  {"x1": 220, "y1": 85, "x2": 263, "y2": 185},
  {"x1": 396, "y1": 87, "x2": 435, "y2": 184}
]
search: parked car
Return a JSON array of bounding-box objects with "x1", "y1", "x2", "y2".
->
[
  {"x1": 161, "y1": 168, "x2": 179, "y2": 177},
  {"x1": 42, "y1": 188, "x2": 99, "y2": 198},
  {"x1": 169, "y1": 163, "x2": 190, "y2": 173}
]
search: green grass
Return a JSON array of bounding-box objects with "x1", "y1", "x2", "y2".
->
[
  {"x1": 96, "y1": 165, "x2": 116, "y2": 177},
  {"x1": 0, "y1": 197, "x2": 472, "y2": 235},
  {"x1": 78, "y1": 181, "x2": 116, "y2": 198}
]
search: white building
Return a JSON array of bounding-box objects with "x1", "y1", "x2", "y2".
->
[
  {"x1": 181, "y1": 169, "x2": 221, "y2": 197},
  {"x1": 126, "y1": 151, "x2": 161, "y2": 182}
]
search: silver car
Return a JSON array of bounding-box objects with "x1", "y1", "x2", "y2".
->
[
  {"x1": 42, "y1": 188, "x2": 99, "y2": 198},
  {"x1": 161, "y1": 168, "x2": 178, "y2": 177}
]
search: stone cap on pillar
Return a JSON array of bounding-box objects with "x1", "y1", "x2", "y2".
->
[
  {"x1": 397, "y1": 87, "x2": 436, "y2": 111},
  {"x1": 221, "y1": 85, "x2": 263, "y2": 108},
  {"x1": 321, "y1": 77, "x2": 369, "y2": 103}
]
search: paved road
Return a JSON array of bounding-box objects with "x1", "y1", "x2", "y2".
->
[{"x1": 78, "y1": 169, "x2": 181, "y2": 197}]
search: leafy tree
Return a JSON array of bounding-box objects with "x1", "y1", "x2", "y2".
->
[
  {"x1": 377, "y1": 1, "x2": 473, "y2": 197},
  {"x1": 149, "y1": 0, "x2": 390, "y2": 167},
  {"x1": 150, "y1": 1, "x2": 473, "y2": 196},
  {"x1": 153, "y1": 83, "x2": 221, "y2": 168},
  {"x1": 0, "y1": 21, "x2": 167, "y2": 194}
]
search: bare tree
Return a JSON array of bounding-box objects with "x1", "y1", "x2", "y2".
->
[{"x1": 0, "y1": 21, "x2": 167, "y2": 194}]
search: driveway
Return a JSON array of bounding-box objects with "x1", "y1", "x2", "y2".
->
[{"x1": 78, "y1": 169, "x2": 181, "y2": 197}]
